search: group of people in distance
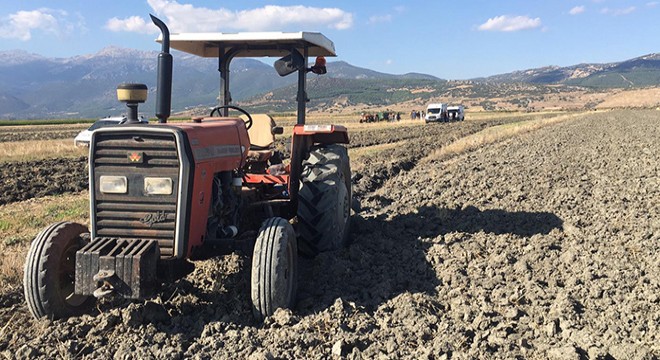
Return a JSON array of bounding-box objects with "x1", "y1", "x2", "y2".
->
[
  {"x1": 410, "y1": 110, "x2": 425, "y2": 120},
  {"x1": 359, "y1": 110, "x2": 401, "y2": 123},
  {"x1": 360, "y1": 109, "x2": 437, "y2": 122}
]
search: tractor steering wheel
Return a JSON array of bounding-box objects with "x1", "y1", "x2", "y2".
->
[{"x1": 209, "y1": 105, "x2": 253, "y2": 130}]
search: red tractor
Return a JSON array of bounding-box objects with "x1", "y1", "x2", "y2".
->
[{"x1": 23, "y1": 15, "x2": 351, "y2": 321}]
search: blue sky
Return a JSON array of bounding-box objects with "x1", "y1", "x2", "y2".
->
[{"x1": 0, "y1": 0, "x2": 658, "y2": 79}]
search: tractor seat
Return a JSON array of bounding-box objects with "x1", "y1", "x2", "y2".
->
[{"x1": 240, "y1": 114, "x2": 277, "y2": 162}]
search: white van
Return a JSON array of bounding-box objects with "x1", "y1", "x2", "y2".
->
[
  {"x1": 425, "y1": 103, "x2": 448, "y2": 123},
  {"x1": 74, "y1": 115, "x2": 148, "y2": 147},
  {"x1": 447, "y1": 105, "x2": 465, "y2": 121}
]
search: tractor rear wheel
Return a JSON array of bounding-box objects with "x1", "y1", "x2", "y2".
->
[
  {"x1": 297, "y1": 144, "x2": 351, "y2": 257},
  {"x1": 251, "y1": 217, "x2": 298, "y2": 321},
  {"x1": 24, "y1": 221, "x2": 94, "y2": 319}
]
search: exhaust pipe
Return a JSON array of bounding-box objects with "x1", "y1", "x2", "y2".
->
[{"x1": 150, "y1": 15, "x2": 172, "y2": 124}]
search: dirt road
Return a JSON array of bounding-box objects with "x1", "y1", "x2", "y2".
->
[{"x1": 0, "y1": 110, "x2": 658, "y2": 359}]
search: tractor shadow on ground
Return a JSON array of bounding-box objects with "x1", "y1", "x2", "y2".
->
[
  {"x1": 425, "y1": 204, "x2": 564, "y2": 237},
  {"x1": 296, "y1": 205, "x2": 563, "y2": 315}
]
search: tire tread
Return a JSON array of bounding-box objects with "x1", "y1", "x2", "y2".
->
[
  {"x1": 297, "y1": 144, "x2": 351, "y2": 256},
  {"x1": 23, "y1": 222, "x2": 93, "y2": 319},
  {"x1": 251, "y1": 217, "x2": 297, "y2": 321}
]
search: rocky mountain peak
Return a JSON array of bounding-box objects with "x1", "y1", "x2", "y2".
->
[{"x1": 0, "y1": 50, "x2": 47, "y2": 66}]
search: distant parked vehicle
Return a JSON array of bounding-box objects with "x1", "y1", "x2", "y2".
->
[
  {"x1": 425, "y1": 103, "x2": 448, "y2": 123},
  {"x1": 74, "y1": 115, "x2": 148, "y2": 146},
  {"x1": 447, "y1": 105, "x2": 465, "y2": 121}
]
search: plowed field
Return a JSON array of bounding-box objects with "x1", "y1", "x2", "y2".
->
[{"x1": 0, "y1": 110, "x2": 658, "y2": 359}]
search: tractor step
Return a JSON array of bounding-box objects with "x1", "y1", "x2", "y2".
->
[{"x1": 75, "y1": 237, "x2": 159, "y2": 299}]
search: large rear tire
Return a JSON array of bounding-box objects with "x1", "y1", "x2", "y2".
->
[
  {"x1": 24, "y1": 222, "x2": 94, "y2": 320},
  {"x1": 251, "y1": 217, "x2": 298, "y2": 321},
  {"x1": 297, "y1": 144, "x2": 351, "y2": 257}
]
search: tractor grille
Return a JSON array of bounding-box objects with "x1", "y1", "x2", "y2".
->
[{"x1": 92, "y1": 131, "x2": 180, "y2": 258}]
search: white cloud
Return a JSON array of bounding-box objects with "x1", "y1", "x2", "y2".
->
[
  {"x1": 601, "y1": 6, "x2": 636, "y2": 15},
  {"x1": 385, "y1": 59, "x2": 393, "y2": 65},
  {"x1": 367, "y1": 6, "x2": 408, "y2": 26},
  {"x1": 107, "y1": 0, "x2": 354, "y2": 33},
  {"x1": 478, "y1": 15, "x2": 542, "y2": 32},
  {"x1": 647, "y1": 2, "x2": 659, "y2": 7},
  {"x1": 105, "y1": 16, "x2": 158, "y2": 34},
  {"x1": 368, "y1": 14, "x2": 392, "y2": 24},
  {"x1": 0, "y1": 8, "x2": 80, "y2": 41},
  {"x1": 569, "y1": 6, "x2": 586, "y2": 15}
]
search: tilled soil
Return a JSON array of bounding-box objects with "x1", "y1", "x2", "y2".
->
[
  {"x1": 0, "y1": 125, "x2": 84, "y2": 143},
  {"x1": 0, "y1": 157, "x2": 88, "y2": 206},
  {"x1": 1, "y1": 110, "x2": 658, "y2": 359},
  {"x1": 0, "y1": 117, "x2": 518, "y2": 206}
]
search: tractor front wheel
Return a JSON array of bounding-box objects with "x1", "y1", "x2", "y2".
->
[
  {"x1": 24, "y1": 222, "x2": 94, "y2": 319},
  {"x1": 251, "y1": 217, "x2": 298, "y2": 321}
]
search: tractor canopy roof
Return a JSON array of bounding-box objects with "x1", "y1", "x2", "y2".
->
[{"x1": 157, "y1": 32, "x2": 336, "y2": 58}]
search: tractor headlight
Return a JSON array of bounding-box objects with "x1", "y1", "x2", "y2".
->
[
  {"x1": 99, "y1": 176, "x2": 128, "y2": 194},
  {"x1": 144, "y1": 177, "x2": 173, "y2": 195}
]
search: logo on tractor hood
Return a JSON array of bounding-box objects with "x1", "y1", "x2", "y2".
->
[
  {"x1": 128, "y1": 151, "x2": 144, "y2": 163},
  {"x1": 140, "y1": 210, "x2": 167, "y2": 227}
]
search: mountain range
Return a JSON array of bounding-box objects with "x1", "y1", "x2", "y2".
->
[
  {"x1": 0, "y1": 47, "x2": 659, "y2": 119},
  {"x1": 481, "y1": 53, "x2": 660, "y2": 88}
]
